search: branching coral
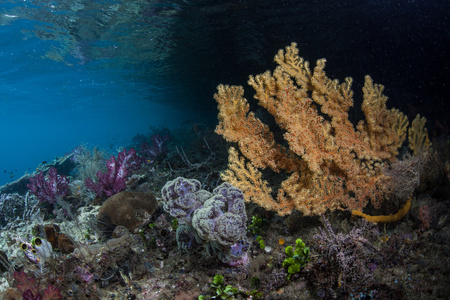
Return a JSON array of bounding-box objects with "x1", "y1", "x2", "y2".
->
[
  {"x1": 215, "y1": 43, "x2": 426, "y2": 216},
  {"x1": 27, "y1": 167, "x2": 69, "y2": 204},
  {"x1": 85, "y1": 148, "x2": 143, "y2": 198}
]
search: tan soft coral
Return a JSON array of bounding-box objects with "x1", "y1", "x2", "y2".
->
[{"x1": 215, "y1": 43, "x2": 420, "y2": 216}]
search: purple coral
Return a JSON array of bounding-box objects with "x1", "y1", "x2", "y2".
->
[
  {"x1": 192, "y1": 183, "x2": 247, "y2": 246},
  {"x1": 27, "y1": 167, "x2": 69, "y2": 204},
  {"x1": 14, "y1": 271, "x2": 62, "y2": 300},
  {"x1": 140, "y1": 133, "x2": 170, "y2": 164},
  {"x1": 161, "y1": 178, "x2": 249, "y2": 265},
  {"x1": 76, "y1": 265, "x2": 94, "y2": 283},
  {"x1": 313, "y1": 216, "x2": 380, "y2": 293},
  {"x1": 191, "y1": 183, "x2": 249, "y2": 265},
  {"x1": 161, "y1": 177, "x2": 209, "y2": 223},
  {"x1": 85, "y1": 148, "x2": 143, "y2": 198}
]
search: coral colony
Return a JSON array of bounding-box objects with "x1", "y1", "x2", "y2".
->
[
  {"x1": 27, "y1": 167, "x2": 69, "y2": 204},
  {"x1": 214, "y1": 43, "x2": 429, "y2": 217},
  {"x1": 0, "y1": 44, "x2": 448, "y2": 299},
  {"x1": 85, "y1": 148, "x2": 143, "y2": 198},
  {"x1": 161, "y1": 177, "x2": 249, "y2": 266},
  {"x1": 140, "y1": 133, "x2": 170, "y2": 164}
]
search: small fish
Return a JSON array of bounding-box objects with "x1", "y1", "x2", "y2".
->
[
  {"x1": 9, "y1": 174, "x2": 14, "y2": 178},
  {"x1": 42, "y1": 161, "x2": 47, "y2": 164}
]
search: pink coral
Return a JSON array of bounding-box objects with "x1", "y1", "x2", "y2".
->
[
  {"x1": 85, "y1": 148, "x2": 143, "y2": 198},
  {"x1": 27, "y1": 167, "x2": 69, "y2": 204}
]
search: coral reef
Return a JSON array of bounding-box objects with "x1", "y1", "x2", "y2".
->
[
  {"x1": 214, "y1": 43, "x2": 427, "y2": 216},
  {"x1": 0, "y1": 44, "x2": 447, "y2": 299},
  {"x1": 0, "y1": 124, "x2": 448, "y2": 299}
]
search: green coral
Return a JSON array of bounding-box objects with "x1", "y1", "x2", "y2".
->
[
  {"x1": 256, "y1": 236, "x2": 265, "y2": 250},
  {"x1": 283, "y1": 238, "x2": 311, "y2": 280},
  {"x1": 248, "y1": 215, "x2": 268, "y2": 235},
  {"x1": 171, "y1": 218, "x2": 178, "y2": 231},
  {"x1": 199, "y1": 274, "x2": 263, "y2": 300}
]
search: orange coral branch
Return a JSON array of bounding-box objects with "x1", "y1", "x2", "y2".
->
[
  {"x1": 215, "y1": 84, "x2": 301, "y2": 173},
  {"x1": 215, "y1": 43, "x2": 417, "y2": 216}
]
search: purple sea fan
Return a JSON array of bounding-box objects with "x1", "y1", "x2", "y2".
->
[
  {"x1": 85, "y1": 148, "x2": 143, "y2": 198},
  {"x1": 27, "y1": 167, "x2": 69, "y2": 204}
]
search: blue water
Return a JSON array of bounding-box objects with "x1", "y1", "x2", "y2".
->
[
  {"x1": 0, "y1": 2, "x2": 202, "y2": 185},
  {"x1": 0, "y1": 0, "x2": 449, "y2": 186}
]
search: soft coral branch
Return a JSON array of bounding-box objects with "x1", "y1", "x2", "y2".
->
[
  {"x1": 85, "y1": 148, "x2": 143, "y2": 198},
  {"x1": 27, "y1": 167, "x2": 69, "y2": 204},
  {"x1": 140, "y1": 133, "x2": 170, "y2": 164}
]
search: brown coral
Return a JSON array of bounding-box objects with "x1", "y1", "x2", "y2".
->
[{"x1": 97, "y1": 191, "x2": 157, "y2": 231}]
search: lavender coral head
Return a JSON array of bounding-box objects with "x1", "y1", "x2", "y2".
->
[
  {"x1": 85, "y1": 148, "x2": 143, "y2": 198},
  {"x1": 192, "y1": 182, "x2": 249, "y2": 266},
  {"x1": 192, "y1": 183, "x2": 247, "y2": 246},
  {"x1": 27, "y1": 167, "x2": 69, "y2": 204},
  {"x1": 161, "y1": 177, "x2": 211, "y2": 223},
  {"x1": 161, "y1": 178, "x2": 249, "y2": 266}
]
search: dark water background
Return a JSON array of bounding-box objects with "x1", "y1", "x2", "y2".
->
[{"x1": 0, "y1": 0, "x2": 448, "y2": 185}]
